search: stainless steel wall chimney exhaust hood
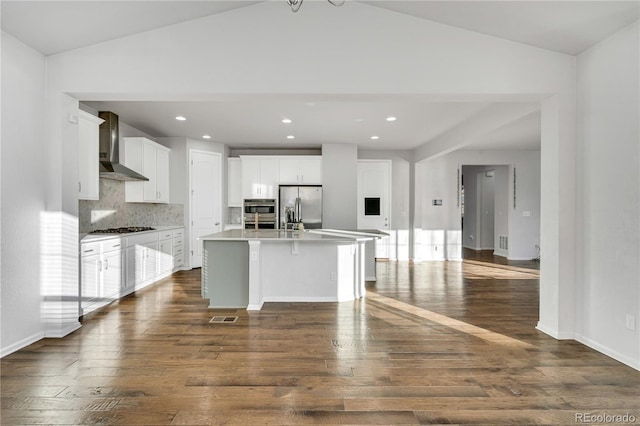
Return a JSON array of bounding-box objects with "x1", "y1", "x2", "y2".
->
[{"x1": 98, "y1": 111, "x2": 149, "y2": 182}]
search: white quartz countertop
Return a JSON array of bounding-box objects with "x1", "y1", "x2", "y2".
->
[
  {"x1": 200, "y1": 229, "x2": 377, "y2": 242},
  {"x1": 81, "y1": 225, "x2": 183, "y2": 243}
]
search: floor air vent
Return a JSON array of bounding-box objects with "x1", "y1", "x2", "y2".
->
[{"x1": 209, "y1": 316, "x2": 238, "y2": 324}]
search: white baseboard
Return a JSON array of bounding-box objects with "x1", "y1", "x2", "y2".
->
[
  {"x1": 45, "y1": 321, "x2": 82, "y2": 338},
  {"x1": 536, "y1": 322, "x2": 574, "y2": 340},
  {"x1": 575, "y1": 333, "x2": 640, "y2": 371},
  {"x1": 463, "y1": 245, "x2": 482, "y2": 251},
  {"x1": 261, "y1": 296, "x2": 339, "y2": 303},
  {"x1": 507, "y1": 256, "x2": 536, "y2": 261},
  {"x1": 246, "y1": 303, "x2": 263, "y2": 311},
  {"x1": 209, "y1": 304, "x2": 246, "y2": 309},
  {"x1": 493, "y1": 249, "x2": 508, "y2": 258},
  {"x1": 365, "y1": 276, "x2": 377, "y2": 281},
  {"x1": 1, "y1": 331, "x2": 45, "y2": 358}
]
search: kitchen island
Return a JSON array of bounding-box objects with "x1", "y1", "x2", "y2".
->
[{"x1": 200, "y1": 229, "x2": 382, "y2": 310}]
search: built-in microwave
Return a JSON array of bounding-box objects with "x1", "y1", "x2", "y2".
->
[
  {"x1": 244, "y1": 199, "x2": 276, "y2": 214},
  {"x1": 243, "y1": 199, "x2": 277, "y2": 229}
]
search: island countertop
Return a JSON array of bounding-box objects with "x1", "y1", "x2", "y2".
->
[{"x1": 199, "y1": 229, "x2": 376, "y2": 242}]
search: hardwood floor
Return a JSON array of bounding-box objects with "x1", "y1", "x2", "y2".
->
[{"x1": 2, "y1": 259, "x2": 639, "y2": 425}]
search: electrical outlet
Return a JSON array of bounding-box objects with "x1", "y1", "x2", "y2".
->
[
  {"x1": 626, "y1": 314, "x2": 636, "y2": 331},
  {"x1": 330, "y1": 272, "x2": 336, "y2": 281}
]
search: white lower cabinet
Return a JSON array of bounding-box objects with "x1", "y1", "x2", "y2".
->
[
  {"x1": 124, "y1": 232, "x2": 160, "y2": 294},
  {"x1": 81, "y1": 227, "x2": 185, "y2": 316},
  {"x1": 80, "y1": 238, "x2": 123, "y2": 316},
  {"x1": 172, "y1": 228, "x2": 184, "y2": 270},
  {"x1": 158, "y1": 237, "x2": 173, "y2": 276},
  {"x1": 123, "y1": 227, "x2": 185, "y2": 295}
]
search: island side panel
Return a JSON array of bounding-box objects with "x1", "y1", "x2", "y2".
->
[
  {"x1": 203, "y1": 240, "x2": 249, "y2": 308},
  {"x1": 260, "y1": 241, "x2": 358, "y2": 303}
]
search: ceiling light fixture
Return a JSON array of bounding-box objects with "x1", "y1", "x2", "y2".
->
[
  {"x1": 287, "y1": 0, "x2": 345, "y2": 13},
  {"x1": 287, "y1": 135, "x2": 295, "y2": 139},
  {"x1": 202, "y1": 135, "x2": 211, "y2": 139},
  {"x1": 386, "y1": 116, "x2": 397, "y2": 122},
  {"x1": 282, "y1": 118, "x2": 292, "y2": 124},
  {"x1": 371, "y1": 136, "x2": 379, "y2": 140},
  {"x1": 175, "y1": 116, "x2": 186, "y2": 121}
]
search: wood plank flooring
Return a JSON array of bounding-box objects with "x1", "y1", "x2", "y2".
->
[{"x1": 2, "y1": 257, "x2": 639, "y2": 425}]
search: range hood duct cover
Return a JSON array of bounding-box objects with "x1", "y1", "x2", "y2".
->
[{"x1": 98, "y1": 111, "x2": 149, "y2": 182}]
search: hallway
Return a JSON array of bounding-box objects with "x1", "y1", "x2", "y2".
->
[{"x1": 1, "y1": 259, "x2": 638, "y2": 425}]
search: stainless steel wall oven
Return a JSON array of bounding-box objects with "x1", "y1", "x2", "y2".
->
[{"x1": 243, "y1": 199, "x2": 277, "y2": 229}]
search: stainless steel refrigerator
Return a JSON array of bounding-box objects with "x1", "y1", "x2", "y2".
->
[{"x1": 279, "y1": 185, "x2": 323, "y2": 229}]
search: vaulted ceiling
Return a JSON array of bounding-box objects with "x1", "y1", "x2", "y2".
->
[{"x1": 2, "y1": 1, "x2": 637, "y2": 151}]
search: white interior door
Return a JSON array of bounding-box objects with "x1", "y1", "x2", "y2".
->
[
  {"x1": 190, "y1": 150, "x2": 222, "y2": 268},
  {"x1": 357, "y1": 160, "x2": 391, "y2": 258}
]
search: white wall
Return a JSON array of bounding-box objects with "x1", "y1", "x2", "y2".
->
[
  {"x1": 575, "y1": 21, "x2": 639, "y2": 369},
  {"x1": 479, "y1": 172, "x2": 495, "y2": 250},
  {"x1": 161, "y1": 138, "x2": 228, "y2": 269},
  {"x1": 322, "y1": 144, "x2": 358, "y2": 229},
  {"x1": 416, "y1": 150, "x2": 540, "y2": 261},
  {"x1": 462, "y1": 166, "x2": 480, "y2": 250},
  {"x1": 493, "y1": 166, "x2": 509, "y2": 257},
  {"x1": 1, "y1": 33, "x2": 48, "y2": 355}
]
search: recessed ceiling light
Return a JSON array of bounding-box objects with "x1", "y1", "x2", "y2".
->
[
  {"x1": 175, "y1": 116, "x2": 186, "y2": 121},
  {"x1": 386, "y1": 116, "x2": 397, "y2": 122},
  {"x1": 287, "y1": 135, "x2": 295, "y2": 139},
  {"x1": 282, "y1": 118, "x2": 292, "y2": 124},
  {"x1": 371, "y1": 136, "x2": 380, "y2": 140},
  {"x1": 202, "y1": 135, "x2": 211, "y2": 139}
]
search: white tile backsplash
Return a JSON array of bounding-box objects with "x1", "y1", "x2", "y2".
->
[{"x1": 79, "y1": 179, "x2": 184, "y2": 233}]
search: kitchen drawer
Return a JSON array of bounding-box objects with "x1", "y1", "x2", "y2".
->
[
  {"x1": 173, "y1": 254, "x2": 184, "y2": 267},
  {"x1": 158, "y1": 230, "x2": 173, "y2": 240},
  {"x1": 80, "y1": 241, "x2": 101, "y2": 256},
  {"x1": 101, "y1": 238, "x2": 123, "y2": 253},
  {"x1": 173, "y1": 244, "x2": 184, "y2": 256},
  {"x1": 173, "y1": 228, "x2": 184, "y2": 238},
  {"x1": 125, "y1": 232, "x2": 158, "y2": 247},
  {"x1": 173, "y1": 238, "x2": 183, "y2": 247}
]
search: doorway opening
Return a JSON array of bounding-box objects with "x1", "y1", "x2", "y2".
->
[{"x1": 461, "y1": 165, "x2": 505, "y2": 259}]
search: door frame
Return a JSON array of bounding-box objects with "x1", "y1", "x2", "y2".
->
[{"x1": 188, "y1": 149, "x2": 223, "y2": 269}]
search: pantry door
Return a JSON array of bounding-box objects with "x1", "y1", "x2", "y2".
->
[
  {"x1": 357, "y1": 160, "x2": 391, "y2": 258},
  {"x1": 189, "y1": 150, "x2": 222, "y2": 268}
]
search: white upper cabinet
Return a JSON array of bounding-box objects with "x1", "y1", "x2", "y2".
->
[
  {"x1": 279, "y1": 156, "x2": 322, "y2": 185},
  {"x1": 241, "y1": 156, "x2": 279, "y2": 199},
  {"x1": 227, "y1": 157, "x2": 242, "y2": 207},
  {"x1": 123, "y1": 137, "x2": 171, "y2": 203},
  {"x1": 78, "y1": 110, "x2": 104, "y2": 200}
]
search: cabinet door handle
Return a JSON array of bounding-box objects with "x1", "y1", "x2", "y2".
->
[
  {"x1": 104, "y1": 259, "x2": 109, "y2": 270},
  {"x1": 98, "y1": 260, "x2": 103, "y2": 272}
]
